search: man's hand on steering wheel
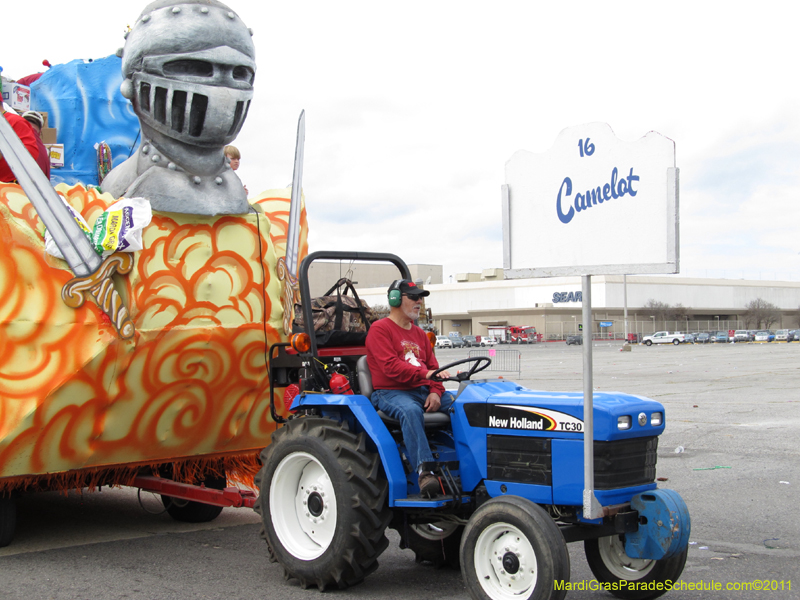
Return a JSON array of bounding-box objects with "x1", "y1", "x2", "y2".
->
[{"x1": 430, "y1": 357, "x2": 492, "y2": 382}]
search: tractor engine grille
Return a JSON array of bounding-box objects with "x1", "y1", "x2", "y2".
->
[
  {"x1": 485, "y1": 435, "x2": 658, "y2": 490},
  {"x1": 487, "y1": 435, "x2": 552, "y2": 485},
  {"x1": 594, "y1": 436, "x2": 658, "y2": 489}
]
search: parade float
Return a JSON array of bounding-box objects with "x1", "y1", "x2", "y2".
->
[{"x1": 0, "y1": 0, "x2": 308, "y2": 544}]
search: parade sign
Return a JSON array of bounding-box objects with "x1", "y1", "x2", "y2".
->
[{"x1": 503, "y1": 122, "x2": 678, "y2": 277}]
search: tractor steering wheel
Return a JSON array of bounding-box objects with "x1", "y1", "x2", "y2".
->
[{"x1": 431, "y1": 357, "x2": 492, "y2": 382}]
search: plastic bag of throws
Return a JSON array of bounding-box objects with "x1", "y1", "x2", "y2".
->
[
  {"x1": 44, "y1": 194, "x2": 94, "y2": 260},
  {"x1": 91, "y1": 197, "x2": 152, "y2": 257}
]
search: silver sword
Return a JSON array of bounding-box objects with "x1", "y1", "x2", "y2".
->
[
  {"x1": 0, "y1": 114, "x2": 135, "y2": 339},
  {"x1": 285, "y1": 109, "x2": 305, "y2": 276},
  {"x1": 277, "y1": 110, "x2": 305, "y2": 335}
]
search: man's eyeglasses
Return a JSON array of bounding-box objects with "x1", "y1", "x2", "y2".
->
[{"x1": 403, "y1": 294, "x2": 423, "y2": 302}]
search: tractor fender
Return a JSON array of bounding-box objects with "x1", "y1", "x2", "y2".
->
[
  {"x1": 291, "y1": 393, "x2": 408, "y2": 504},
  {"x1": 624, "y1": 488, "x2": 691, "y2": 560}
]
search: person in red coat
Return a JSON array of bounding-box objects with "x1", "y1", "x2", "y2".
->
[
  {"x1": 1, "y1": 105, "x2": 39, "y2": 182},
  {"x1": 366, "y1": 280, "x2": 453, "y2": 497}
]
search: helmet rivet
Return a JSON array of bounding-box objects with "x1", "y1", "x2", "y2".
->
[
  {"x1": 120, "y1": 78, "x2": 133, "y2": 99},
  {"x1": 142, "y1": 14, "x2": 151, "y2": 23},
  {"x1": 141, "y1": 145, "x2": 150, "y2": 155},
  {"x1": 200, "y1": 7, "x2": 209, "y2": 13},
  {"x1": 193, "y1": 176, "x2": 202, "y2": 185},
  {"x1": 168, "y1": 162, "x2": 177, "y2": 171},
  {"x1": 215, "y1": 177, "x2": 223, "y2": 185},
  {"x1": 172, "y1": 7, "x2": 181, "y2": 14},
  {"x1": 227, "y1": 11, "x2": 235, "y2": 19},
  {"x1": 151, "y1": 155, "x2": 160, "y2": 163}
]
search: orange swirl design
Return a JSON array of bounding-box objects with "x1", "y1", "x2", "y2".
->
[{"x1": 0, "y1": 183, "x2": 309, "y2": 486}]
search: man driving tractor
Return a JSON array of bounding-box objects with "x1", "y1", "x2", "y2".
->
[{"x1": 365, "y1": 279, "x2": 454, "y2": 497}]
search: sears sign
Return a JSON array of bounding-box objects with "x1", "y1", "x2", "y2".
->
[
  {"x1": 503, "y1": 123, "x2": 678, "y2": 277},
  {"x1": 553, "y1": 291, "x2": 582, "y2": 303}
]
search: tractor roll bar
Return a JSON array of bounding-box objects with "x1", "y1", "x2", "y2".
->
[{"x1": 298, "y1": 251, "x2": 412, "y2": 359}]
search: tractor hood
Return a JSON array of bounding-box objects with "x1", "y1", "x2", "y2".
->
[{"x1": 453, "y1": 380, "x2": 666, "y2": 442}]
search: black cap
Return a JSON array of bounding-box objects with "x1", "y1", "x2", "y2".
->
[{"x1": 391, "y1": 279, "x2": 430, "y2": 297}]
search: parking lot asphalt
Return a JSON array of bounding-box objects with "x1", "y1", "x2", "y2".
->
[{"x1": 1, "y1": 341, "x2": 799, "y2": 599}]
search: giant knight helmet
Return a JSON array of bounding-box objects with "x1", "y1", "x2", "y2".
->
[{"x1": 120, "y1": 0, "x2": 256, "y2": 150}]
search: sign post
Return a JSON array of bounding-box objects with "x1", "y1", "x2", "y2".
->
[{"x1": 503, "y1": 123, "x2": 678, "y2": 519}]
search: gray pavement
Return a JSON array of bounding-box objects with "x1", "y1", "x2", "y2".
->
[{"x1": 2, "y1": 341, "x2": 799, "y2": 599}]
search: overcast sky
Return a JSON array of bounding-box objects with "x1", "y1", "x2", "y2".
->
[{"x1": 5, "y1": 1, "x2": 799, "y2": 282}]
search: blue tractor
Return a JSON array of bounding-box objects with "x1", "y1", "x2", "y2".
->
[{"x1": 256, "y1": 251, "x2": 690, "y2": 600}]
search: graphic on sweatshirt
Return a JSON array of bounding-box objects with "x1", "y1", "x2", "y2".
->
[{"x1": 402, "y1": 340, "x2": 422, "y2": 366}]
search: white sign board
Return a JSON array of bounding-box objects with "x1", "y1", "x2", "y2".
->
[{"x1": 503, "y1": 122, "x2": 678, "y2": 277}]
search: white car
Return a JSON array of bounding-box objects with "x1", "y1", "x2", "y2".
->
[
  {"x1": 642, "y1": 331, "x2": 685, "y2": 346},
  {"x1": 775, "y1": 329, "x2": 790, "y2": 342},
  {"x1": 480, "y1": 337, "x2": 498, "y2": 346},
  {"x1": 435, "y1": 335, "x2": 453, "y2": 349}
]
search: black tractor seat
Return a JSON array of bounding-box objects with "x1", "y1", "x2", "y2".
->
[{"x1": 356, "y1": 356, "x2": 451, "y2": 430}]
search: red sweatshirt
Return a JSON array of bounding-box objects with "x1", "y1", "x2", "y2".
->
[{"x1": 365, "y1": 318, "x2": 445, "y2": 397}]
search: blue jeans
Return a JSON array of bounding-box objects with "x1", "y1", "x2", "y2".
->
[{"x1": 370, "y1": 387, "x2": 454, "y2": 471}]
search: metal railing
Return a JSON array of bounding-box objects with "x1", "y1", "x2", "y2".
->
[{"x1": 467, "y1": 349, "x2": 521, "y2": 378}]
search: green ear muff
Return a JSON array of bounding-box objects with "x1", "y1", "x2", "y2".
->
[{"x1": 388, "y1": 289, "x2": 402, "y2": 307}]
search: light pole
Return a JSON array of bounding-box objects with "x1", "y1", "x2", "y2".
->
[
  {"x1": 715, "y1": 315, "x2": 720, "y2": 332},
  {"x1": 650, "y1": 315, "x2": 655, "y2": 333}
]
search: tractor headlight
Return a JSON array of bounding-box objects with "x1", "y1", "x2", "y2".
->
[
  {"x1": 651, "y1": 412, "x2": 663, "y2": 426},
  {"x1": 617, "y1": 415, "x2": 632, "y2": 430}
]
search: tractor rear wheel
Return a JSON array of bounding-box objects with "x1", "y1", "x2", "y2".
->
[
  {"x1": 255, "y1": 417, "x2": 391, "y2": 591},
  {"x1": 460, "y1": 496, "x2": 570, "y2": 600},
  {"x1": 584, "y1": 535, "x2": 688, "y2": 600}
]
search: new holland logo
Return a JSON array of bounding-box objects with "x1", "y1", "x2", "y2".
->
[
  {"x1": 465, "y1": 403, "x2": 584, "y2": 433},
  {"x1": 488, "y1": 413, "x2": 551, "y2": 430}
]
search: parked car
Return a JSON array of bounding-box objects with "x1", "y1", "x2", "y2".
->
[
  {"x1": 463, "y1": 335, "x2": 479, "y2": 347},
  {"x1": 712, "y1": 331, "x2": 729, "y2": 343},
  {"x1": 789, "y1": 330, "x2": 800, "y2": 342},
  {"x1": 733, "y1": 330, "x2": 751, "y2": 343},
  {"x1": 448, "y1": 335, "x2": 466, "y2": 348},
  {"x1": 775, "y1": 329, "x2": 790, "y2": 342},
  {"x1": 754, "y1": 330, "x2": 774, "y2": 342},
  {"x1": 435, "y1": 335, "x2": 452, "y2": 349},
  {"x1": 566, "y1": 334, "x2": 583, "y2": 346},
  {"x1": 642, "y1": 331, "x2": 686, "y2": 345},
  {"x1": 480, "y1": 336, "x2": 498, "y2": 346},
  {"x1": 696, "y1": 332, "x2": 711, "y2": 343},
  {"x1": 682, "y1": 333, "x2": 696, "y2": 344}
]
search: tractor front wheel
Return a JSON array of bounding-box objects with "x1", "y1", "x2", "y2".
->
[
  {"x1": 460, "y1": 496, "x2": 570, "y2": 600},
  {"x1": 584, "y1": 535, "x2": 688, "y2": 600},
  {"x1": 255, "y1": 417, "x2": 391, "y2": 591}
]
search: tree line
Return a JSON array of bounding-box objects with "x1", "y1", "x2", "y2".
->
[{"x1": 643, "y1": 298, "x2": 791, "y2": 330}]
